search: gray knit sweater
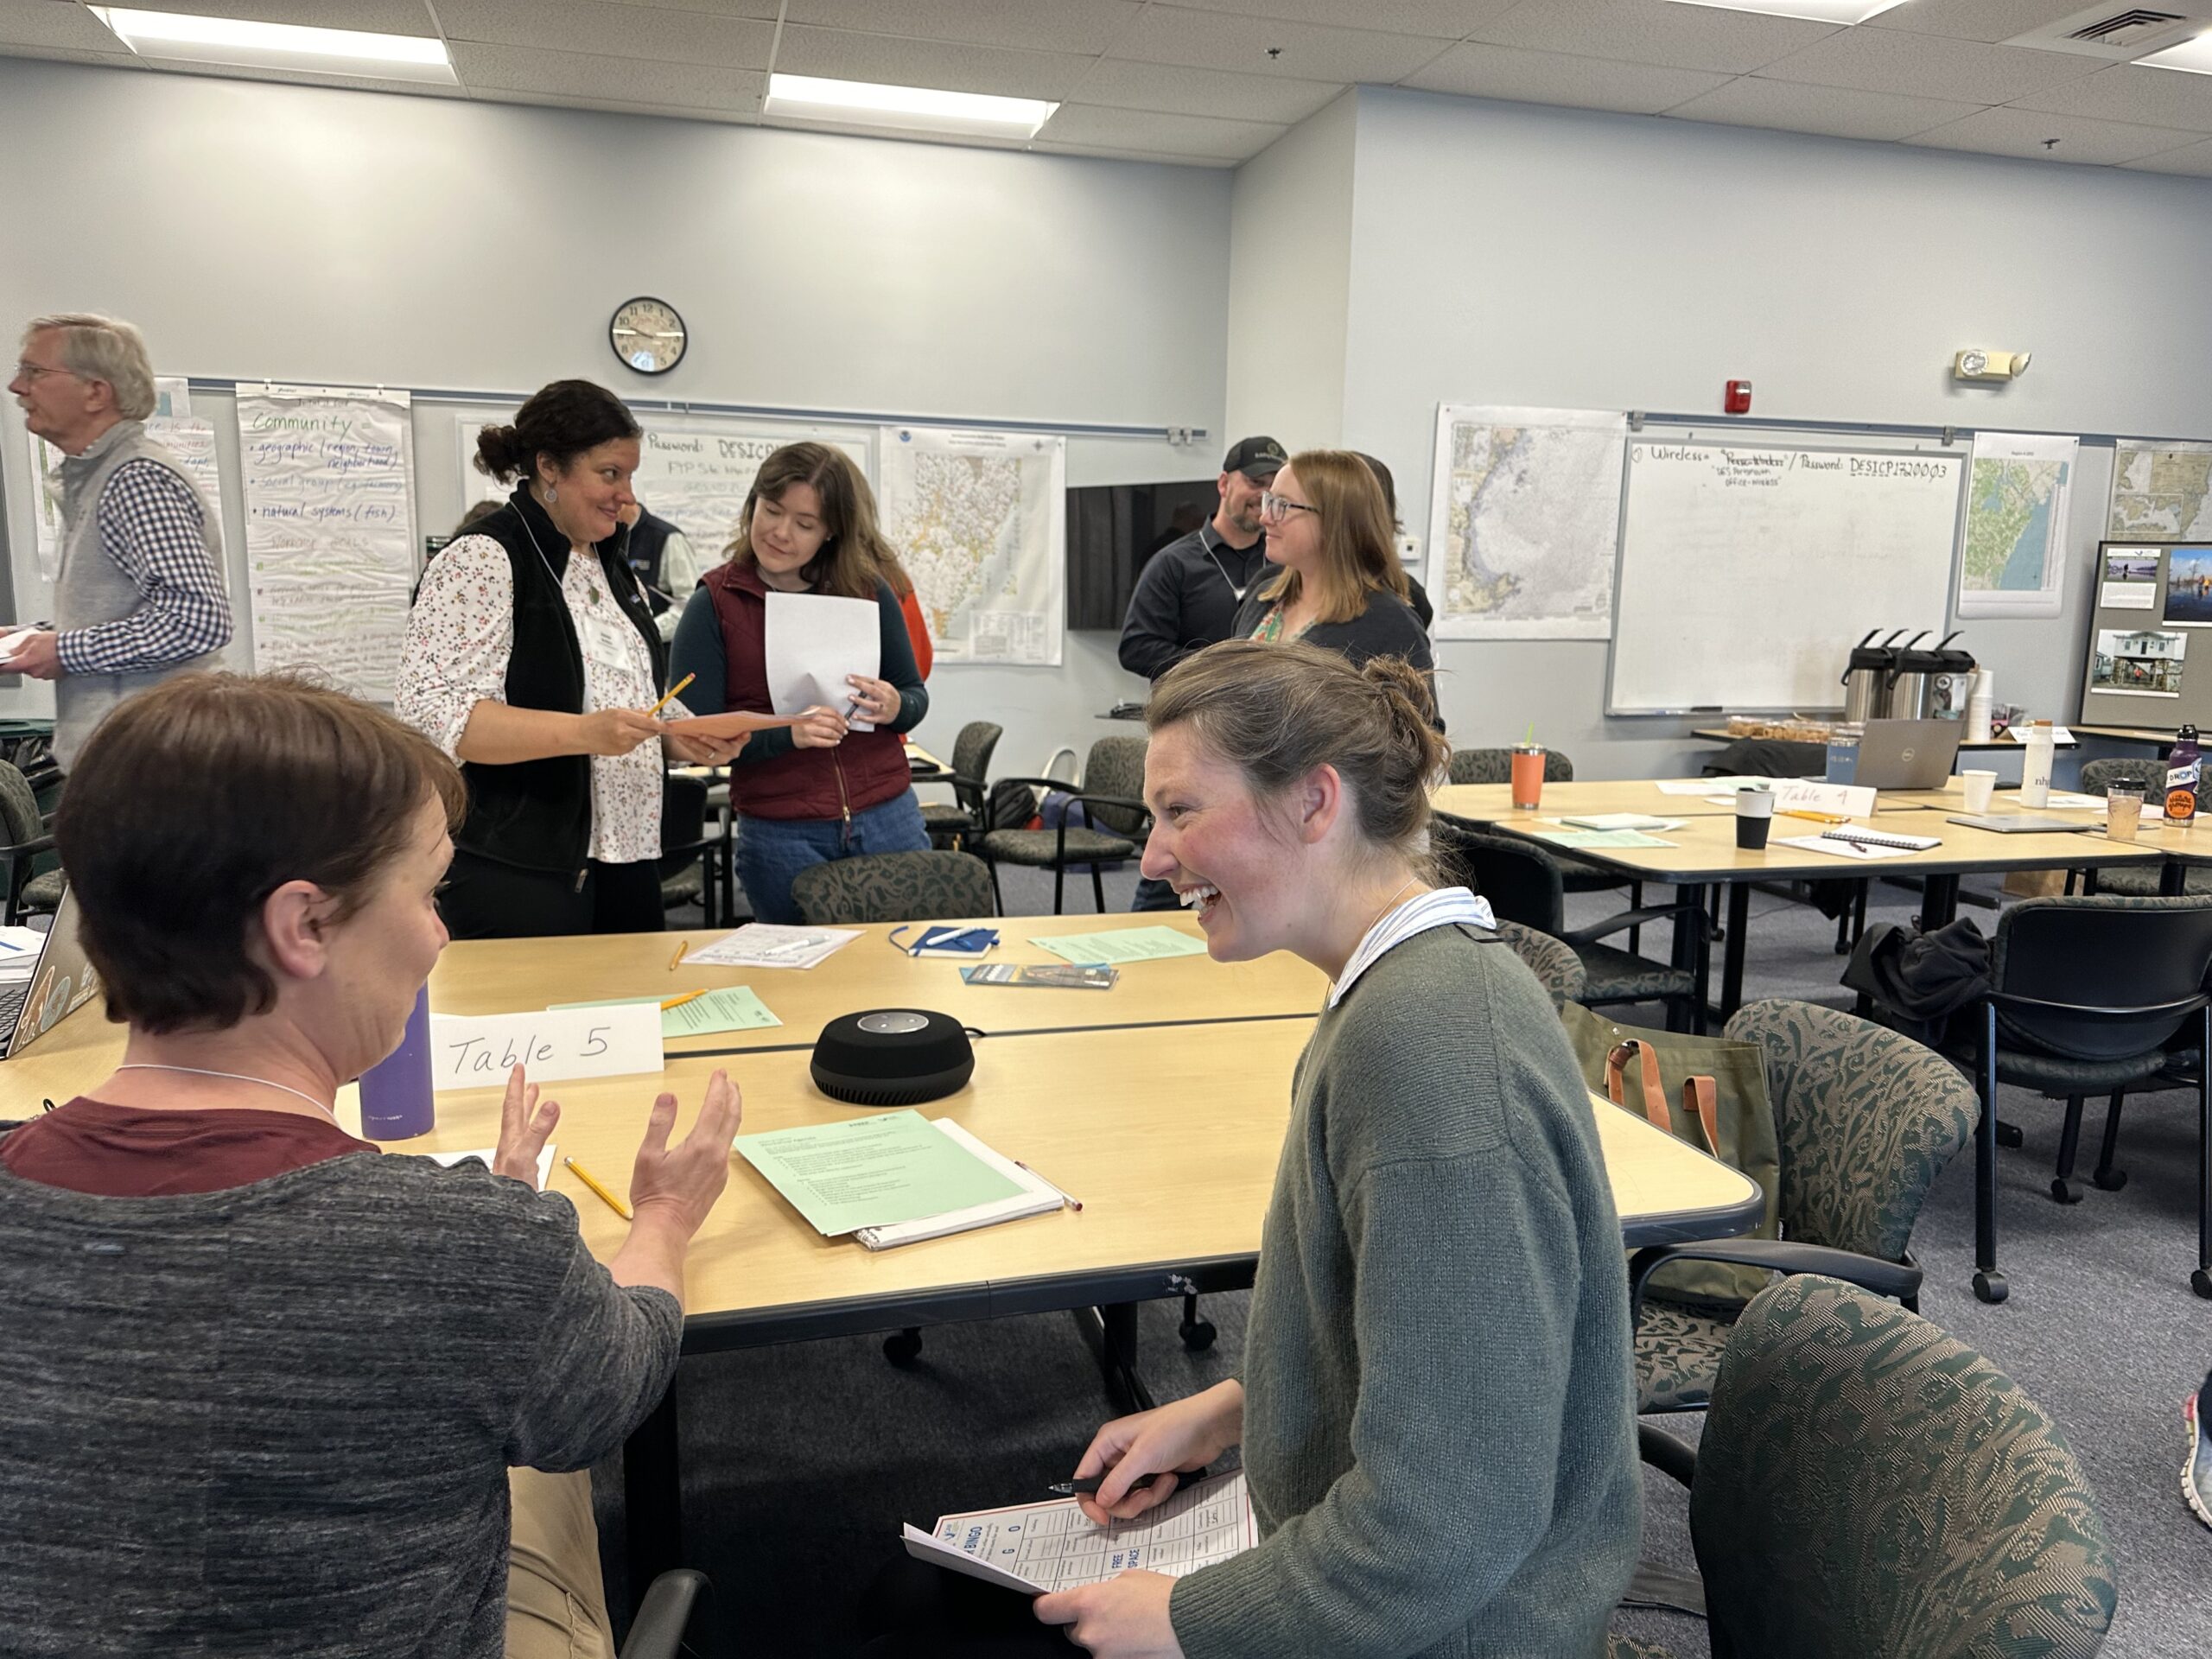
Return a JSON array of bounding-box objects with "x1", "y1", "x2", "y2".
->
[
  {"x1": 0, "y1": 1144, "x2": 681, "y2": 1658},
  {"x1": 1170, "y1": 925, "x2": 1640, "y2": 1659}
]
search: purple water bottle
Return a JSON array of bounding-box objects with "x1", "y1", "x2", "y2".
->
[{"x1": 358, "y1": 984, "x2": 436, "y2": 1140}]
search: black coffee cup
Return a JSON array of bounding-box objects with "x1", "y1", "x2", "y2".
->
[{"x1": 1735, "y1": 787, "x2": 1774, "y2": 851}]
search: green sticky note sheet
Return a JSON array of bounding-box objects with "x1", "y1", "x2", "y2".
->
[
  {"x1": 1534, "y1": 829, "x2": 1674, "y2": 849},
  {"x1": 733, "y1": 1109, "x2": 1020, "y2": 1236},
  {"x1": 1031, "y1": 925, "x2": 1207, "y2": 965},
  {"x1": 550, "y1": 986, "x2": 781, "y2": 1039}
]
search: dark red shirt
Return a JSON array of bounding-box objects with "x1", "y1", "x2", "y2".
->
[{"x1": 0, "y1": 1097, "x2": 375, "y2": 1196}]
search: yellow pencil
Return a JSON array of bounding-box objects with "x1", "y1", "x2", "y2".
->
[
  {"x1": 1777, "y1": 809, "x2": 1848, "y2": 824},
  {"x1": 669, "y1": 939, "x2": 688, "y2": 972},
  {"x1": 644, "y1": 672, "x2": 696, "y2": 719},
  {"x1": 661, "y1": 988, "x2": 707, "y2": 1012},
  {"x1": 563, "y1": 1155, "x2": 632, "y2": 1220}
]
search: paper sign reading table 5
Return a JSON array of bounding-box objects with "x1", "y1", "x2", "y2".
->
[{"x1": 428, "y1": 1003, "x2": 663, "y2": 1090}]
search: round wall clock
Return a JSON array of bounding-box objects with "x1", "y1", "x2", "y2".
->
[{"x1": 609, "y1": 296, "x2": 687, "y2": 375}]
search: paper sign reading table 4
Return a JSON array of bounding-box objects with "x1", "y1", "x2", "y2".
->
[{"x1": 427, "y1": 1003, "x2": 663, "y2": 1090}]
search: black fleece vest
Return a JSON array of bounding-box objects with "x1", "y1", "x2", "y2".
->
[
  {"x1": 448, "y1": 486, "x2": 669, "y2": 874},
  {"x1": 625, "y1": 506, "x2": 682, "y2": 614}
]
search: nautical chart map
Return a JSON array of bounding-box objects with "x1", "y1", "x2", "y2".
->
[
  {"x1": 876, "y1": 427, "x2": 1065, "y2": 666},
  {"x1": 1424, "y1": 405, "x2": 1624, "y2": 639},
  {"x1": 2109, "y1": 440, "x2": 2212, "y2": 542}
]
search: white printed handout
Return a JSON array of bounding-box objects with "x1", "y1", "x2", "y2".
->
[
  {"x1": 764, "y1": 591, "x2": 881, "y2": 729},
  {"x1": 903, "y1": 1471, "x2": 1257, "y2": 1593},
  {"x1": 877, "y1": 426, "x2": 1065, "y2": 666},
  {"x1": 682, "y1": 925, "x2": 861, "y2": 970},
  {"x1": 426, "y1": 1003, "x2": 663, "y2": 1090},
  {"x1": 238, "y1": 385, "x2": 416, "y2": 699}
]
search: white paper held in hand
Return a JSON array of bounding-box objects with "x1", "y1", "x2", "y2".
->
[
  {"x1": 429, "y1": 1143, "x2": 556, "y2": 1192},
  {"x1": 427, "y1": 1002, "x2": 663, "y2": 1090},
  {"x1": 764, "y1": 591, "x2": 882, "y2": 731}
]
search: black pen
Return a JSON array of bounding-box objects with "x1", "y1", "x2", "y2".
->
[{"x1": 1047, "y1": 1468, "x2": 1207, "y2": 1497}]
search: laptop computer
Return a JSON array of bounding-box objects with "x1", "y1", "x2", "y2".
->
[
  {"x1": 1852, "y1": 719, "x2": 1964, "y2": 791},
  {"x1": 0, "y1": 885, "x2": 100, "y2": 1060}
]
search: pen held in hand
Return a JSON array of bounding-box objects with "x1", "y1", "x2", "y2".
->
[{"x1": 1047, "y1": 1467, "x2": 1207, "y2": 1497}]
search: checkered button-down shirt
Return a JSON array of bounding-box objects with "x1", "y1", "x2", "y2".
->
[{"x1": 55, "y1": 460, "x2": 232, "y2": 676}]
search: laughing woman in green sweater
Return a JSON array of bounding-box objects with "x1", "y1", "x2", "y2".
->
[{"x1": 1040, "y1": 640, "x2": 1640, "y2": 1659}]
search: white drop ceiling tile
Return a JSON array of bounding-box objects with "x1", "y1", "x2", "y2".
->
[
  {"x1": 1146, "y1": 0, "x2": 1520, "y2": 38},
  {"x1": 439, "y1": 1, "x2": 773, "y2": 67},
  {"x1": 1105, "y1": 8, "x2": 1451, "y2": 83},
  {"x1": 1402, "y1": 41, "x2": 1732, "y2": 115},
  {"x1": 92, "y1": 0, "x2": 439, "y2": 32},
  {"x1": 1465, "y1": 0, "x2": 1840, "y2": 74},
  {"x1": 1754, "y1": 26, "x2": 2102, "y2": 103},
  {"x1": 448, "y1": 40, "x2": 763, "y2": 108},
  {"x1": 2122, "y1": 136, "x2": 2212, "y2": 175},
  {"x1": 1860, "y1": 0, "x2": 2096, "y2": 43},
  {"x1": 0, "y1": 0, "x2": 144, "y2": 52},
  {"x1": 475, "y1": 86, "x2": 759, "y2": 121},
  {"x1": 1664, "y1": 73, "x2": 1982, "y2": 139},
  {"x1": 772, "y1": 24, "x2": 1094, "y2": 99},
  {"x1": 1068, "y1": 57, "x2": 1343, "y2": 124},
  {"x1": 1030, "y1": 137, "x2": 1231, "y2": 168},
  {"x1": 599, "y1": 0, "x2": 781, "y2": 17},
  {"x1": 1908, "y1": 104, "x2": 2200, "y2": 164},
  {"x1": 781, "y1": 0, "x2": 1141, "y2": 56},
  {"x1": 1039, "y1": 100, "x2": 1287, "y2": 159},
  {"x1": 2007, "y1": 63, "x2": 2212, "y2": 134}
]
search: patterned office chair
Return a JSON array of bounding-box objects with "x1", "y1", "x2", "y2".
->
[{"x1": 791, "y1": 850, "x2": 996, "y2": 925}]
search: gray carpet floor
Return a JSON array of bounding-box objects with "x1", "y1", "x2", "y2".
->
[{"x1": 636, "y1": 861, "x2": 2211, "y2": 1657}]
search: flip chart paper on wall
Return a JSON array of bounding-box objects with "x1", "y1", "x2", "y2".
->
[
  {"x1": 428, "y1": 1002, "x2": 663, "y2": 1090},
  {"x1": 238, "y1": 385, "x2": 416, "y2": 701}
]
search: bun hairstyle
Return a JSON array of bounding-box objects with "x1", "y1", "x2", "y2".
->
[
  {"x1": 474, "y1": 379, "x2": 641, "y2": 486},
  {"x1": 1147, "y1": 640, "x2": 1447, "y2": 874}
]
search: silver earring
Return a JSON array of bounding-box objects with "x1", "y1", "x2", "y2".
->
[{"x1": 546, "y1": 484, "x2": 557, "y2": 504}]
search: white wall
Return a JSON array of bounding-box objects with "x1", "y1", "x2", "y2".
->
[
  {"x1": 1224, "y1": 91, "x2": 1355, "y2": 450},
  {"x1": 1338, "y1": 86, "x2": 2212, "y2": 776},
  {"x1": 0, "y1": 57, "x2": 1230, "y2": 769}
]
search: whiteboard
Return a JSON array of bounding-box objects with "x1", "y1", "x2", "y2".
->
[{"x1": 1607, "y1": 437, "x2": 1966, "y2": 714}]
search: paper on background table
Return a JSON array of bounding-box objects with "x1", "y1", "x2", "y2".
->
[
  {"x1": 428, "y1": 1003, "x2": 663, "y2": 1090},
  {"x1": 1033, "y1": 925, "x2": 1209, "y2": 965},
  {"x1": 1657, "y1": 777, "x2": 1774, "y2": 794},
  {"x1": 902, "y1": 1471, "x2": 1255, "y2": 1594},
  {"x1": 428, "y1": 1144, "x2": 556, "y2": 1192},
  {"x1": 1535, "y1": 829, "x2": 1676, "y2": 849},
  {"x1": 683, "y1": 925, "x2": 861, "y2": 970},
  {"x1": 764, "y1": 590, "x2": 881, "y2": 730},
  {"x1": 734, "y1": 1109, "x2": 1023, "y2": 1236},
  {"x1": 551, "y1": 986, "x2": 782, "y2": 1037}
]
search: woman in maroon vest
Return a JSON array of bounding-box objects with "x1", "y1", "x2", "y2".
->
[{"x1": 669, "y1": 442, "x2": 931, "y2": 923}]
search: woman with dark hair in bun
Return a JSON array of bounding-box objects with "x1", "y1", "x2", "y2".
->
[{"x1": 397, "y1": 379, "x2": 743, "y2": 938}]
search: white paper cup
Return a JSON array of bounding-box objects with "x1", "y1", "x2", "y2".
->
[{"x1": 1961, "y1": 770, "x2": 1997, "y2": 813}]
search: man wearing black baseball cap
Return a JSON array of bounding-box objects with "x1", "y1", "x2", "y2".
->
[{"x1": 1116, "y1": 435, "x2": 1286, "y2": 682}]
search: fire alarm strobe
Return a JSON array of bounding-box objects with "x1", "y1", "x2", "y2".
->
[{"x1": 1724, "y1": 380, "x2": 1752, "y2": 415}]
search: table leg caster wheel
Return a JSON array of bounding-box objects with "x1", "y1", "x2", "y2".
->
[
  {"x1": 2050, "y1": 1178, "x2": 2083, "y2": 1205},
  {"x1": 2194, "y1": 1268, "x2": 2212, "y2": 1301},
  {"x1": 2094, "y1": 1168, "x2": 2128, "y2": 1192},
  {"x1": 1179, "y1": 1315, "x2": 1217, "y2": 1351},
  {"x1": 883, "y1": 1328, "x2": 923, "y2": 1367},
  {"x1": 1996, "y1": 1122, "x2": 2024, "y2": 1149},
  {"x1": 1973, "y1": 1269, "x2": 2008, "y2": 1305}
]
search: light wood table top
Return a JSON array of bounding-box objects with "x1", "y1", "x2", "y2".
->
[
  {"x1": 1690, "y1": 728, "x2": 2078, "y2": 751},
  {"x1": 1434, "y1": 779, "x2": 1924, "y2": 823}
]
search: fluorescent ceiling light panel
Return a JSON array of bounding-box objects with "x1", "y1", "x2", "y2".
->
[
  {"x1": 766, "y1": 73, "x2": 1056, "y2": 138},
  {"x1": 89, "y1": 8, "x2": 456, "y2": 84},
  {"x1": 1658, "y1": 0, "x2": 1907, "y2": 22},
  {"x1": 2137, "y1": 31, "x2": 2212, "y2": 76}
]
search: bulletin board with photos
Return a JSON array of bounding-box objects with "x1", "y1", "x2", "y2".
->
[{"x1": 2075, "y1": 540, "x2": 2212, "y2": 732}]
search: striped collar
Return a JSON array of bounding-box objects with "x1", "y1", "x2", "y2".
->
[{"x1": 1327, "y1": 885, "x2": 1497, "y2": 1009}]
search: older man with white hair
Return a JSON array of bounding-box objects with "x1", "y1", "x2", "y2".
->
[{"x1": 5, "y1": 313, "x2": 232, "y2": 765}]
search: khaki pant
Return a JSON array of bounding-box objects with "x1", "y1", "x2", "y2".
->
[{"x1": 507, "y1": 1466, "x2": 617, "y2": 1659}]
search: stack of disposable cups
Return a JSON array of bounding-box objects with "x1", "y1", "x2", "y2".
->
[{"x1": 1966, "y1": 668, "x2": 1994, "y2": 743}]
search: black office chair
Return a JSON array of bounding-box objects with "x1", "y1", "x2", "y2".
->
[
  {"x1": 917, "y1": 720, "x2": 1002, "y2": 851},
  {"x1": 1929, "y1": 894, "x2": 2212, "y2": 1303},
  {"x1": 623, "y1": 1568, "x2": 712, "y2": 1658},
  {"x1": 975, "y1": 737, "x2": 1148, "y2": 915},
  {"x1": 0, "y1": 759, "x2": 60, "y2": 925},
  {"x1": 2070, "y1": 758, "x2": 2209, "y2": 896},
  {"x1": 1436, "y1": 816, "x2": 1708, "y2": 1032},
  {"x1": 657, "y1": 774, "x2": 718, "y2": 920}
]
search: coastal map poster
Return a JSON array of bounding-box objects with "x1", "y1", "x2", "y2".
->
[{"x1": 1956, "y1": 431, "x2": 2075, "y2": 620}]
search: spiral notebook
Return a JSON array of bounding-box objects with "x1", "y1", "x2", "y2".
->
[{"x1": 1772, "y1": 823, "x2": 1938, "y2": 861}]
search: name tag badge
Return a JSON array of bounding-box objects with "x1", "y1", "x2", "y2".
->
[{"x1": 579, "y1": 607, "x2": 633, "y2": 672}]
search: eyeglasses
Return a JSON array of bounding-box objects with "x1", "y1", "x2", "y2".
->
[
  {"x1": 11, "y1": 361, "x2": 80, "y2": 384},
  {"x1": 1258, "y1": 492, "x2": 1318, "y2": 523}
]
